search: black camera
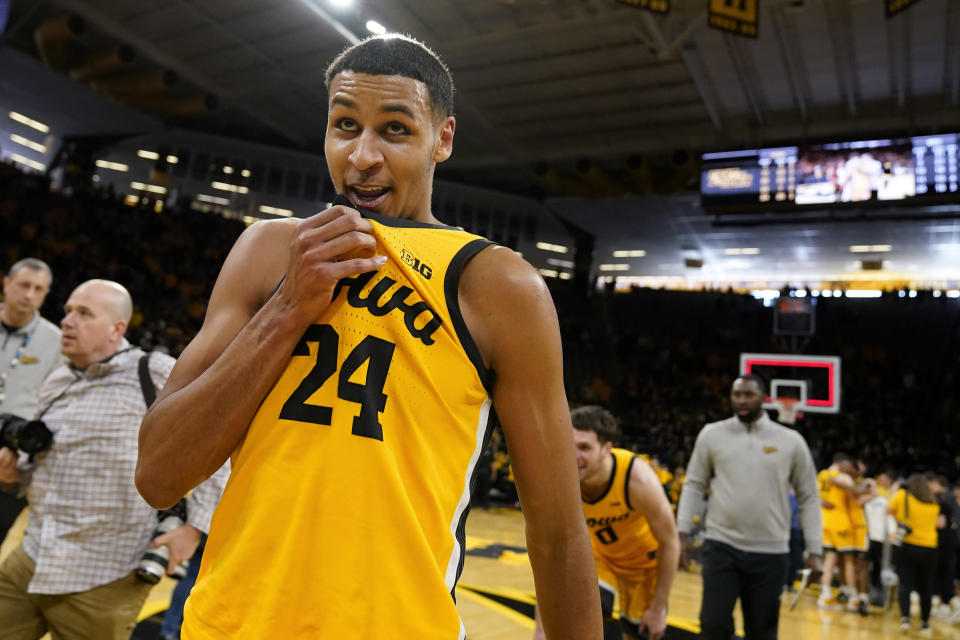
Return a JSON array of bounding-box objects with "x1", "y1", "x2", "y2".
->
[
  {"x1": 0, "y1": 413, "x2": 53, "y2": 455},
  {"x1": 136, "y1": 498, "x2": 190, "y2": 584},
  {"x1": 894, "y1": 522, "x2": 912, "y2": 546}
]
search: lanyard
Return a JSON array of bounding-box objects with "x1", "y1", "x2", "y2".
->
[{"x1": 0, "y1": 331, "x2": 32, "y2": 406}]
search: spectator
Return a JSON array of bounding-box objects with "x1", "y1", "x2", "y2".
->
[
  {"x1": 0, "y1": 258, "x2": 62, "y2": 545},
  {"x1": 889, "y1": 473, "x2": 942, "y2": 635},
  {"x1": 0, "y1": 279, "x2": 225, "y2": 640}
]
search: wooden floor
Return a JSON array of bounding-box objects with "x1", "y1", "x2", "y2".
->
[{"x1": 3, "y1": 508, "x2": 958, "y2": 639}]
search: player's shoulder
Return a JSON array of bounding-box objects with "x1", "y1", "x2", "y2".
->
[{"x1": 458, "y1": 245, "x2": 554, "y2": 336}]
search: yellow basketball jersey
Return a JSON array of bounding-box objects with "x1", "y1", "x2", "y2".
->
[
  {"x1": 183, "y1": 209, "x2": 494, "y2": 640},
  {"x1": 848, "y1": 477, "x2": 867, "y2": 529},
  {"x1": 581, "y1": 448, "x2": 659, "y2": 573},
  {"x1": 818, "y1": 468, "x2": 851, "y2": 531}
]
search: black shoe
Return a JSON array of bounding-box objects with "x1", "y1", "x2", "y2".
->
[
  {"x1": 836, "y1": 591, "x2": 849, "y2": 604},
  {"x1": 858, "y1": 600, "x2": 869, "y2": 616}
]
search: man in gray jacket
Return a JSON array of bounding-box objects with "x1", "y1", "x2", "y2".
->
[
  {"x1": 676, "y1": 375, "x2": 823, "y2": 640},
  {"x1": 0, "y1": 258, "x2": 62, "y2": 545}
]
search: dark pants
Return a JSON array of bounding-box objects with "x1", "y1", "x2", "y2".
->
[
  {"x1": 0, "y1": 493, "x2": 26, "y2": 545},
  {"x1": 896, "y1": 543, "x2": 937, "y2": 623},
  {"x1": 868, "y1": 540, "x2": 885, "y2": 593},
  {"x1": 700, "y1": 539, "x2": 789, "y2": 640},
  {"x1": 160, "y1": 535, "x2": 206, "y2": 639},
  {"x1": 784, "y1": 529, "x2": 803, "y2": 589},
  {"x1": 935, "y1": 539, "x2": 957, "y2": 603}
]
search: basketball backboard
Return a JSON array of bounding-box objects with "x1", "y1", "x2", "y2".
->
[{"x1": 739, "y1": 353, "x2": 841, "y2": 414}]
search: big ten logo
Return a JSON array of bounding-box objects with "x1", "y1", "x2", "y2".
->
[{"x1": 400, "y1": 248, "x2": 432, "y2": 279}]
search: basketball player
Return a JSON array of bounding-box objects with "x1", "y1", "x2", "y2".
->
[
  {"x1": 136, "y1": 34, "x2": 602, "y2": 639},
  {"x1": 847, "y1": 462, "x2": 876, "y2": 615},
  {"x1": 532, "y1": 406, "x2": 679, "y2": 640},
  {"x1": 817, "y1": 453, "x2": 858, "y2": 610}
]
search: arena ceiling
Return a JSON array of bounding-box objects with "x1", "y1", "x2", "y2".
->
[{"x1": 2, "y1": 0, "x2": 959, "y2": 198}]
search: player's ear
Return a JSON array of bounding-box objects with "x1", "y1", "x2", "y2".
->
[{"x1": 433, "y1": 116, "x2": 455, "y2": 163}]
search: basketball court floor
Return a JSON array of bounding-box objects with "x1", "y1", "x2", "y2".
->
[{"x1": 2, "y1": 507, "x2": 955, "y2": 639}]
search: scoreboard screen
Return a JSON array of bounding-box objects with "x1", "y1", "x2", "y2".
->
[{"x1": 701, "y1": 133, "x2": 960, "y2": 212}]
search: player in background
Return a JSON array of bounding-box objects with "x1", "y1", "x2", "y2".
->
[
  {"x1": 533, "y1": 406, "x2": 679, "y2": 640},
  {"x1": 817, "y1": 453, "x2": 859, "y2": 610}
]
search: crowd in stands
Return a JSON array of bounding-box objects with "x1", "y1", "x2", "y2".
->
[{"x1": 3, "y1": 160, "x2": 959, "y2": 491}]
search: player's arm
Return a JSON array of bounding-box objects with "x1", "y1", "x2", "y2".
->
[
  {"x1": 829, "y1": 471, "x2": 855, "y2": 491},
  {"x1": 460, "y1": 247, "x2": 602, "y2": 640},
  {"x1": 629, "y1": 460, "x2": 679, "y2": 640},
  {"x1": 137, "y1": 206, "x2": 384, "y2": 508}
]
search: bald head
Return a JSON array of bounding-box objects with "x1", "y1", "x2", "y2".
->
[
  {"x1": 81, "y1": 279, "x2": 133, "y2": 323},
  {"x1": 60, "y1": 279, "x2": 134, "y2": 367}
]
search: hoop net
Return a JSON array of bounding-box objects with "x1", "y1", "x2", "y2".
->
[{"x1": 775, "y1": 397, "x2": 801, "y2": 425}]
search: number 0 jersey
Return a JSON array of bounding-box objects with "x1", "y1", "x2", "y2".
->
[
  {"x1": 582, "y1": 448, "x2": 660, "y2": 574},
  {"x1": 183, "y1": 207, "x2": 494, "y2": 640},
  {"x1": 818, "y1": 468, "x2": 852, "y2": 532}
]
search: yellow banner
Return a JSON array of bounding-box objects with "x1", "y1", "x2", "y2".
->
[
  {"x1": 708, "y1": 0, "x2": 757, "y2": 38},
  {"x1": 616, "y1": 0, "x2": 669, "y2": 13},
  {"x1": 886, "y1": 0, "x2": 923, "y2": 17}
]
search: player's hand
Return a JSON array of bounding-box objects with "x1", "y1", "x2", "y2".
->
[
  {"x1": 0, "y1": 447, "x2": 22, "y2": 484},
  {"x1": 278, "y1": 203, "x2": 386, "y2": 324},
  {"x1": 640, "y1": 603, "x2": 667, "y2": 640},
  {"x1": 151, "y1": 524, "x2": 202, "y2": 574}
]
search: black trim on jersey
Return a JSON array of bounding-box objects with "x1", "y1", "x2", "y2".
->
[
  {"x1": 582, "y1": 452, "x2": 618, "y2": 505},
  {"x1": 444, "y1": 238, "x2": 495, "y2": 392},
  {"x1": 450, "y1": 407, "x2": 498, "y2": 602},
  {"x1": 333, "y1": 193, "x2": 460, "y2": 230},
  {"x1": 624, "y1": 455, "x2": 638, "y2": 510}
]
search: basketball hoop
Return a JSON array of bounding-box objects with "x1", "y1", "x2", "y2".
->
[{"x1": 775, "y1": 398, "x2": 801, "y2": 425}]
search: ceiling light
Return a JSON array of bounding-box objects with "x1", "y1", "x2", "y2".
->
[
  {"x1": 223, "y1": 166, "x2": 234, "y2": 174},
  {"x1": 212, "y1": 181, "x2": 249, "y2": 194},
  {"x1": 536, "y1": 242, "x2": 568, "y2": 254},
  {"x1": 95, "y1": 160, "x2": 129, "y2": 172},
  {"x1": 724, "y1": 247, "x2": 759, "y2": 255},
  {"x1": 849, "y1": 244, "x2": 892, "y2": 253},
  {"x1": 598, "y1": 264, "x2": 630, "y2": 271},
  {"x1": 538, "y1": 268, "x2": 558, "y2": 278},
  {"x1": 197, "y1": 194, "x2": 230, "y2": 205},
  {"x1": 559, "y1": 272, "x2": 572, "y2": 280},
  {"x1": 844, "y1": 290, "x2": 882, "y2": 298},
  {"x1": 8, "y1": 111, "x2": 49, "y2": 133},
  {"x1": 166, "y1": 155, "x2": 179, "y2": 164},
  {"x1": 366, "y1": 20, "x2": 386, "y2": 34},
  {"x1": 329, "y1": 0, "x2": 352, "y2": 7},
  {"x1": 259, "y1": 205, "x2": 293, "y2": 217},
  {"x1": 9, "y1": 134, "x2": 46, "y2": 153},
  {"x1": 547, "y1": 258, "x2": 575, "y2": 268},
  {"x1": 612, "y1": 250, "x2": 646, "y2": 258},
  {"x1": 130, "y1": 182, "x2": 167, "y2": 194},
  {"x1": 9, "y1": 153, "x2": 46, "y2": 172},
  {"x1": 241, "y1": 169, "x2": 251, "y2": 177},
  {"x1": 137, "y1": 150, "x2": 160, "y2": 160},
  {"x1": 947, "y1": 290, "x2": 960, "y2": 298}
]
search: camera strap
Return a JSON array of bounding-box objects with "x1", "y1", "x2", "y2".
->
[{"x1": 138, "y1": 352, "x2": 157, "y2": 408}]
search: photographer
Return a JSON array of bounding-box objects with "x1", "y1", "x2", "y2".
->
[
  {"x1": 0, "y1": 258, "x2": 62, "y2": 544},
  {"x1": 888, "y1": 473, "x2": 943, "y2": 635},
  {"x1": 0, "y1": 280, "x2": 225, "y2": 640}
]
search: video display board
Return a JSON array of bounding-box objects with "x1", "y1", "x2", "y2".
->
[{"x1": 702, "y1": 133, "x2": 959, "y2": 212}]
